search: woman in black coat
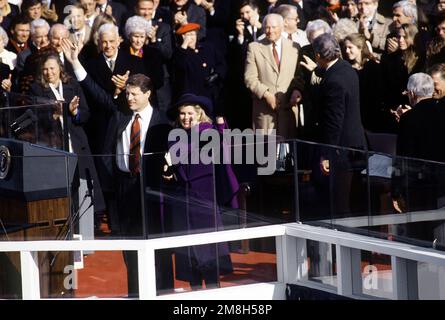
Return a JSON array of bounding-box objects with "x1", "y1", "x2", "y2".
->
[
  {"x1": 343, "y1": 33, "x2": 384, "y2": 132},
  {"x1": 29, "y1": 53, "x2": 105, "y2": 214},
  {"x1": 172, "y1": 23, "x2": 226, "y2": 113},
  {"x1": 380, "y1": 23, "x2": 426, "y2": 133}
]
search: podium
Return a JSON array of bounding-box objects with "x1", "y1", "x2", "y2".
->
[{"x1": 0, "y1": 138, "x2": 77, "y2": 298}]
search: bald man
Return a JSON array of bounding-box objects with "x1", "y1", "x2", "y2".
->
[{"x1": 244, "y1": 13, "x2": 302, "y2": 138}]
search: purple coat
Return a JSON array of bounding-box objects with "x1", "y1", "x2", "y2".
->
[{"x1": 165, "y1": 122, "x2": 239, "y2": 282}]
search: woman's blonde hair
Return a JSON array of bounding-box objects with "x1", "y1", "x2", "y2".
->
[
  {"x1": 399, "y1": 23, "x2": 420, "y2": 74},
  {"x1": 177, "y1": 104, "x2": 212, "y2": 125}
]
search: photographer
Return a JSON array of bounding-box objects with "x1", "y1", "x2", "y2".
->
[{"x1": 236, "y1": 0, "x2": 262, "y2": 46}]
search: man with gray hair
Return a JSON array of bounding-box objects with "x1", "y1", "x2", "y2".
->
[
  {"x1": 397, "y1": 72, "x2": 445, "y2": 162},
  {"x1": 357, "y1": 0, "x2": 392, "y2": 54},
  {"x1": 16, "y1": 18, "x2": 50, "y2": 73},
  {"x1": 313, "y1": 33, "x2": 366, "y2": 152},
  {"x1": 274, "y1": 4, "x2": 309, "y2": 47},
  {"x1": 244, "y1": 13, "x2": 303, "y2": 138},
  {"x1": 312, "y1": 32, "x2": 366, "y2": 219},
  {"x1": 392, "y1": 0, "x2": 418, "y2": 29},
  {"x1": 395, "y1": 73, "x2": 445, "y2": 243},
  {"x1": 386, "y1": 0, "x2": 419, "y2": 54}
]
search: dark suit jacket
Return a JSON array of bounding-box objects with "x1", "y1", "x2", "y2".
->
[
  {"x1": 153, "y1": 5, "x2": 172, "y2": 26},
  {"x1": 150, "y1": 20, "x2": 173, "y2": 62},
  {"x1": 120, "y1": 42, "x2": 164, "y2": 91},
  {"x1": 205, "y1": 0, "x2": 230, "y2": 56},
  {"x1": 49, "y1": 0, "x2": 74, "y2": 23},
  {"x1": 397, "y1": 98, "x2": 445, "y2": 162},
  {"x1": 100, "y1": 0, "x2": 128, "y2": 27},
  {"x1": 172, "y1": 42, "x2": 226, "y2": 102},
  {"x1": 78, "y1": 73, "x2": 171, "y2": 236},
  {"x1": 288, "y1": 0, "x2": 316, "y2": 29},
  {"x1": 85, "y1": 49, "x2": 145, "y2": 110},
  {"x1": 84, "y1": 49, "x2": 145, "y2": 154},
  {"x1": 170, "y1": 1, "x2": 206, "y2": 40},
  {"x1": 317, "y1": 59, "x2": 366, "y2": 149},
  {"x1": 0, "y1": 3, "x2": 20, "y2": 33},
  {"x1": 29, "y1": 79, "x2": 105, "y2": 212}
]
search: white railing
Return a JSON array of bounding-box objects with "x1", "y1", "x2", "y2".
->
[{"x1": 1, "y1": 222, "x2": 445, "y2": 300}]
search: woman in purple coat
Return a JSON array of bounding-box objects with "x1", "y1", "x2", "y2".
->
[{"x1": 163, "y1": 93, "x2": 238, "y2": 290}]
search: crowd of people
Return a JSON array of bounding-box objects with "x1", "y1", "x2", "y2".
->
[{"x1": 2, "y1": 0, "x2": 445, "y2": 296}]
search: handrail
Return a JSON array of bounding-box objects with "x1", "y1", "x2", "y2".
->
[{"x1": 2, "y1": 222, "x2": 445, "y2": 300}]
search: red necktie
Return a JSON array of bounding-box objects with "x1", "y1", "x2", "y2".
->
[
  {"x1": 129, "y1": 114, "x2": 141, "y2": 175},
  {"x1": 273, "y1": 42, "x2": 280, "y2": 71},
  {"x1": 288, "y1": 33, "x2": 292, "y2": 40}
]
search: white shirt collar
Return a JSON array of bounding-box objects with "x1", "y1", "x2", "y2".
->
[
  {"x1": 133, "y1": 103, "x2": 153, "y2": 122},
  {"x1": 103, "y1": 51, "x2": 118, "y2": 61},
  {"x1": 49, "y1": 81, "x2": 64, "y2": 101},
  {"x1": 100, "y1": 2, "x2": 108, "y2": 11},
  {"x1": 272, "y1": 37, "x2": 282, "y2": 46},
  {"x1": 326, "y1": 58, "x2": 339, "y2": 71}
]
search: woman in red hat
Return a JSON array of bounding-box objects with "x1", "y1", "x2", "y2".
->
[{"x1": 172, "y1": 22, "x2": 226, "y2": 115}]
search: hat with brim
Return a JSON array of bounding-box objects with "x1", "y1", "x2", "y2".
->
[
  {"x1": 167, "y1": 93, "x2": 213, "y2": 121},
  {"x1": 176, "y1": 23, "x2": 201, "y2": 35}
]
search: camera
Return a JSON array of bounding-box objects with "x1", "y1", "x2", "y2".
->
[
  {"x1": 241, "y1": 18, "x2": 250, "y2": 27},
  {"x1": 205, "y1": 69, "x2": 219, "y2": 86}
]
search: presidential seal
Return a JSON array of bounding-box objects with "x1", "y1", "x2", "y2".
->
[{"x1": 0, "y1": 145, "x2": 11, "y2": 180}]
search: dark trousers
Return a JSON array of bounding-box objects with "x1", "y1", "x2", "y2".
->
[{"x1": 116, "y1": 171, "x2": 174, "y2": 297}]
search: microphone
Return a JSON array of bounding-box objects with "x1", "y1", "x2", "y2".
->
[
  {"x1": 13, "y1": 118, "x2": 33, "y2": 133},
  {"x1": 10, "y1": 109, "x2": 33, "y2": 128},
  {"x1": 85, "y1": 168, "x2": 94, "y2": 200}
]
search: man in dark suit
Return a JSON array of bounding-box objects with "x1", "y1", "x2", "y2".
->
[
  {"x1": 224, "y1": 0, "x2": 263, "y2": 130},
  {"x1": 40, "y1": 0, "x2": 74, "y2": 23},
  {"x1": 170, "y1": 0, "x2": 207, "y2": 40},
  {"x1": 6, "y1": 16, "x2": 31, "y2": 55},
  {"x1": 133, "y1": 0, "x2": 173, "y2": 114},
  {"x1": 194, "y1": 0, "x2": 231, "y2": 56},
  {"x1": 397, "y1": 73, "x2": 445, "y2": 162},
  {"x1": 313, "y1": 33, "x2": 367, "y2": 218},
  {"x1": 84, "y1": 23, "x2": 144, "y2": 149},
  {"x1": 286, "y1": 0, "x2": 316, "y2": 29},
  {"x1": 95, "y1": 0, "x2": 128, "y2": 26},
  {"x1": 314, "y1": 33, "x2": 366, "y2": 150},
  {"x1": 63, "y1": 39, "x2": 173, "y2": 295},
  {"x1": 395, "y1": 72, "x2": 445, "y2": 242},
  {"x1": 80, "y1": 23, "x2": 144, "y2": 232}
]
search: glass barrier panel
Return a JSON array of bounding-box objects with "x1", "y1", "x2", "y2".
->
[
  {"x1": 141, "y1": 150, "x2": 219, "y2": 238},
  {"x1": 74, "y1": 250, "x2": 131, "y2": 299},
  {"x1": 306, "y1": 240, "x2": 337, "y2": 288},
  {"x1": 360, "y1": 250, "x2": 392, "y2": 299},
  {"x1": 229, "y1": 136, "x2": 298, "y2": 229},
  {"x1": 0, "y1": 95, "x2": 70, "y2": 151},
  {"x1": 156, "y1": 237, "x2": 277, "y2": 296},
  {"x1": 90, "y1": 153, "x2": 145, "y2": 240},
  {"x1": 0, "y1": 251, "x2": 21, "y2": 299},
  {"x1": 219, "y1": 237, "x2": 277, "y2": 289},
  {"x1": 296, "y1": 141, "x2": 369, "y2": 226},
  {"x1": 1, "y1": 250, "x2": 131, "y2": 299},
  {"x1": 388, "y1": 156, "x2": 445, "y2": 249},
  {"x1": 417, "y1": 262, "x2": 445, "y2": 299}
]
